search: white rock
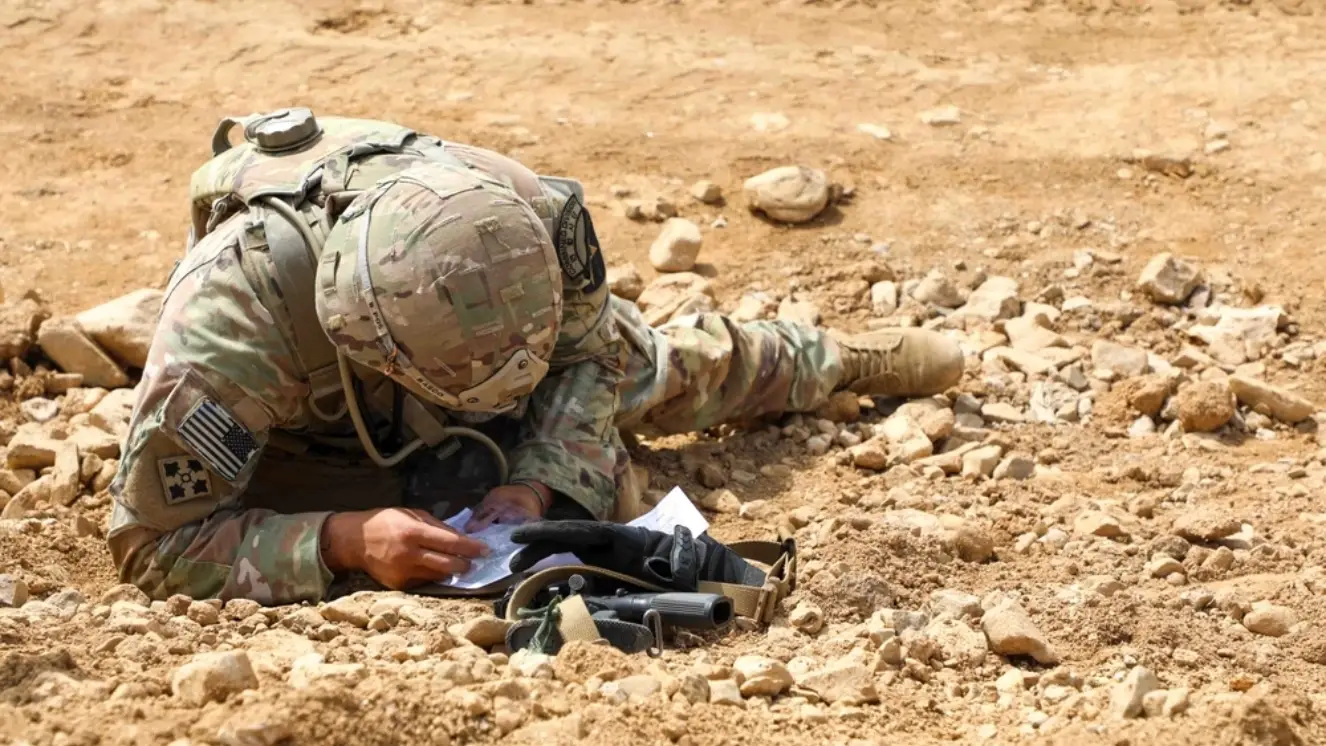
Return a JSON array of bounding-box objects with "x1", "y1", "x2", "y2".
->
[
  {"x1": 216, "y1": 712, "x2": 291, "y2": 746},
  {"x1": 689, "y1": 180, "x2": 723, "y2": 204},
  {"x1": 648, "y1": 218, "x2": 703, "y2": 272},
  {"x1": 1074, "y1": 510, "x2": 1125, "y2": 538},
  {"x1": 1091, "y1": 340, "x2": 1150, "y2": 377},
  {"x1": 454, "y1": 616, "x2": 512, "y2": 648},
  {"x1": 731, "y1": 293, "x2": 776, "y2": 322},
  {"x1": 606, "y1": 264, "x2": 645, "y2": 301},
  {"x1": 1005, "y1": 315, "x2": 1067, "y2": 352},
  {"x1": 805, "y1": 434, "x2": 832, "y2": 455},
  {"x1": 88, "y1": 388, "x2": 137, "y2": 437},
  {"x1": 734, "y1": 655, "x2": 794, "y2": 697},
  {"x1": 924, "y1": 616, "x2": 989, "y2": 666},
  {"x1": 1110, "y1": 666, "x2": 1160, "y2": 719},
  {"x1": 0, "y1": 574, "x2": 29, "y2": 608},
  {"x1": 930, "y1": 590, "x2": 982, "y2": 619},
  {"x1": 1136, "y1": 253, "x2": 1201, "y2": 305},
  {"x1": 1242, "y1": 603, "x2": 1296, "y2": 637},
  {"x1": 980, "y1": 402, "x2": 1025, "y2": 424},
  {"x1": 789, "y1": 602, "x2": 825, "y2": 634},
  {"x1": 870, "y1": 281, "x2": 899, "y2": 314},
  {"x1": 961, "y1": 445, "x2": 1003, "y2": 478},
  {"x1": 1228, "y1": 375, "x2": 1316, "y2": 424},
  {"x1": 857, "y1": 123, "x2": 893, "y2": 140},
  {"x1": 920, "y1": 105, "x2": 962, "y2": 126},
  {"x1": 1030, "y1": 381, "x2": 1079, "y2": 423},
  {"x1": 750, "y1": 112, "x2": 790, "y2": 132},
  {"x1": 171, "y1": 651, "x2": 259, "y2": 706},
  {"x1": 1188, "y1": 306, "x2": 1284, "y2": 365},
  {"x1": 849, "y1": 438, "x2": 890, "y2": 471},
  {"x1": 794, "y1": 652, "x2": 879, "y2": 704},
  {"x1": 742, "y1": 166, "x2": 830, "y2": 224},
  {"x1": 987, "y1": 347, "x2": 1056, "y2": 377},
  {"x1": 50, "y1": 442, "x2": 81, "y2": 506},
  {"x1": 1129, "y1": 416, "x2": 1157, "y2": 438},
  {"x1": 980, "y1": 601, "x2": 1058, "y2": 664},
  {"x1": 288, "y1": 654, "x2": 367, "y2": 690},
  {"x1": 19, "y1": 398, "x2": 59, "y2": 424},
  {"x1": 613, "y1": 674, "x2": 663, "y2": 700},
  {"x1": 1147, "y1": 555, "x2": 1184, "y2": 578},
  {"x1": 993, "y1": 455, "x2": 1034, "y2": 480},
  {"x1": 708, "y1": 678, "x2": 745, "y2": 706},
  {"x1": 75, "y1": 289, "x2": 162, "y2": 369},
  {"x1": 912, "y1": 270, "x2": 964, "y2": 308},
  {"x1": 959, "y1": 276, "x2": 1021, "y2": 320}
]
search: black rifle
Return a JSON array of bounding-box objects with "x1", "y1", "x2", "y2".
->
[
  {"x1": 553, "y1": 573, "x2": 733, "y2": 631},
  {"x1": 580, "y1": 590, "x2": 733, "y2": 630}
]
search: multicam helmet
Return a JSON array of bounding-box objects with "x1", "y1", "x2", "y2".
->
[{"x1": 315, "y1": 161, "x2": 562, "y2": 413}]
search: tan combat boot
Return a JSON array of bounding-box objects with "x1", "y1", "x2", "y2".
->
[{"x1": 832, "y1": 328, "x2": 965, "y2": 397}]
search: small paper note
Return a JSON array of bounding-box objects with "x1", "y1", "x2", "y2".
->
[{"x1": 428, "y1": 487, "x2": 711, "y2": 588}]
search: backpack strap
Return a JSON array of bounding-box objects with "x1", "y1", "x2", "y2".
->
[{"x1": 258, "y1": 197, "x2": 344, "y2": 402}]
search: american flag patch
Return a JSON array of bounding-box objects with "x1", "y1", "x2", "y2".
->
[{"x1": 177, "y1": 398, "x2": 259, "y2": 482}]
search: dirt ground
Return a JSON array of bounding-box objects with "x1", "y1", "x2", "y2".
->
[{"x1": 4, "y1": 0, "x2": 1326, "y2": 744}]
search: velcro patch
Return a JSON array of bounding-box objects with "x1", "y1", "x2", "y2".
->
[
  {"x1": 553, "y1": 194, "x2": 606, "y2": 293},
  {"x1": 157, "y1": 456, "x2": 214, "y2": 505},
  {"x1": 177, "y1": 398, "x2": 260, "y2": 483}
]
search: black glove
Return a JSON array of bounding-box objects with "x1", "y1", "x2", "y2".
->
[{"x1": 509, "y1": 521, "x2": 766, "y2": 591}]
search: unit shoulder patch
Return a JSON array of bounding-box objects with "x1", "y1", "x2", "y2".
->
[
  {"x1": 157, "y1": 456, "x2": 214, "y2": 505},
  {"x1": 553, "y1": 193, "x2": 606, "y2": 293}
]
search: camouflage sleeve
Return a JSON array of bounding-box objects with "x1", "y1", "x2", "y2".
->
[
  {"x1": 507, "y1": 278, "x2": 630, "y2": 520},
  {"x1": 107, "y1": 213, "x2": 332, "y2": 603}
]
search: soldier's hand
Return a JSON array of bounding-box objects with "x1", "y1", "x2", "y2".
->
[
  {"x1": 465, "y1": 481, "x2": 551, "y2": 532},
  {"x1": 321, "y1": 508, "x2": 489, "y2": 589}
]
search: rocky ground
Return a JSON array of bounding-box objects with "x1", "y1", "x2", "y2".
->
[{"x1": 4, "y1": 0, "x2": 1326, "y2": 744}]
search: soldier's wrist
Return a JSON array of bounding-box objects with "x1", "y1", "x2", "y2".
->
[
  {"x1": 320, "y1": 511, "x2": 367, "y2": 573},
  {"x1": 510, "y1": 479, "x2": 552, "y2": 515}
]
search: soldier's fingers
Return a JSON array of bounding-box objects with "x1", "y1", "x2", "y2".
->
[
  {"x1": 409, "y1": 509, "x2": 464, "y2": 532},
  {"x1": 413, "y1": 523, "x2": 489, "y2": 558},
  {"x1": 465, "y1": 509, "x2": 496, "y2": 533},
  {"x1": 413, "y1": 550, "x2": 473, "y2": 579}
]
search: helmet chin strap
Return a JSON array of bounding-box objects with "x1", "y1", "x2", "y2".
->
[{"x1": 337, "y1": 350, "x2": 510, "y2": 481}]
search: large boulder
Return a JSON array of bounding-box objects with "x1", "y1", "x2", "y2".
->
[
  {"x1": 37, "y1": 318, "x2": 129, "y2": 389},
  {"x1": 75, "y1": 289, "x2": 162, "y2": 369}
]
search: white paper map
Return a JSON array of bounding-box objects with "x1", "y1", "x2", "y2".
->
[{"x1": 432, "y1": 486, "x2": 709, "y2": 590}]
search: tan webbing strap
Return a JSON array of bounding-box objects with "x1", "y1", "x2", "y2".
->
[
  {"x1": 262, "y1": 204, "x2": 342, "y2": 400},
  {"x1": 555, "y1": 595, "x2": 603, "y2": 644},
  {"x1": 697, "y1": 580, "x2": 771, "y2": 621}
]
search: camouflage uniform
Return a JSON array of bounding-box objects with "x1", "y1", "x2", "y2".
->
[{"x1": 107, "y1": 114, "x2": 953, "y2": 605}]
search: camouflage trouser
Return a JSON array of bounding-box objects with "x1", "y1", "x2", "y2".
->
[
  {"x1": 613, "y1": 298, "x2": 843, "y2": 434},
  {"x1": 239, "y1": 298, "x2": 842, "y2": 518}
]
